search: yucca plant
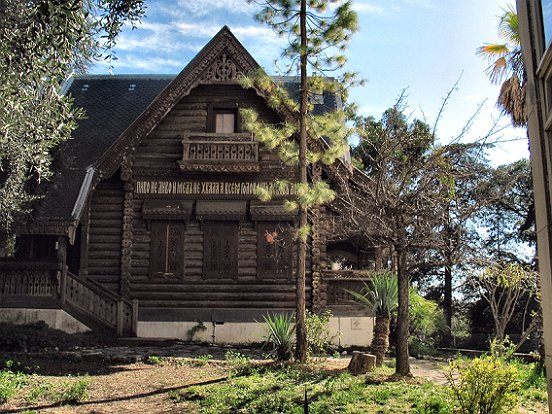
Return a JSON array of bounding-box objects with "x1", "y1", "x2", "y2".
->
[
  {"x1": 346, "y1": 272, "x2": 398, "y2": 366},
  {"x1": 263, "y1": 312, "x2": 296, "y2": 361}
]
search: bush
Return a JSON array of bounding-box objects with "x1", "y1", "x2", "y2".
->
[
  {"x1": 53, "y1": 376, "x2": 90, "y2": 404},
  {"x1": 409, "y1": 290, "x2": 446, "y2": 356},
  {"x1": 446, "y1": 355, "x2": 522, "y2": 414},
  {"x1": 305, "y1": 310, "x2": 335, "y2": 358},
  {"x1": 224, "y1": 351, "x2": 252, "y2": 376},
  {"x1": 0, "y1": 370, "x2": 28, "y2": 404}
]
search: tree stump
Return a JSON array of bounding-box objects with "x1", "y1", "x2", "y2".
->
[{"x1": 347, "y1": 351, "x2": 376, "y2": 375}]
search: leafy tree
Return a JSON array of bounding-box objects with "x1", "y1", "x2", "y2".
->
[
  {"x1": 0, "y1": 0, "x2": 146, "y2": 249},
  {"x1": 477, "y1": 4, "x2": 525, "y2": 126},
  {"x1": 243, "y1": 0, "x2": 358, "y2": 362},
  {"x1": 469, "y1": 262, "x2": 540, "y2": 353},
  {"x1": 475, "y1": 159, "x2": 535, "y2": 264},
  {"x1": 347, "y1": 271, "x2": 398, "y2": 366},
  {"x1": 348, "y1": 100, "x2": 491, "y2": 375}
]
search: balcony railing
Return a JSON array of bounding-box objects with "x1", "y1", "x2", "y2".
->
[
  {"x1": 179, "y1": 132, "x2": 260, "y2": 173},
  {"x1": 320, "y1": 270, "x2": 374, "y2": 316}
]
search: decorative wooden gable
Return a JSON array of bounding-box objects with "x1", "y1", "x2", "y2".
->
[{"x1": 93, "y1": 26, "x2": 265, "y2": 183}]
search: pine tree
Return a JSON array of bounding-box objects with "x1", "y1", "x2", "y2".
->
[{"x1": 243, "y1": 0, "x2": 359, "y2": 362}]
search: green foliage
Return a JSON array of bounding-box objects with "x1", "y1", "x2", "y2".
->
[
  {"x1": 145, "y1": 355, "x2": 164, "y2": 365},
  {"x1": 346, "y1": 271, "x2": 398, "y2": 318},
  {"x1": 305, "y1": 309, "x2": 335, "y2": 358},
  {"x1": 26, "y1": 380, "x2": 53, "y2": 403},
  {"x1": 51, "y1": 376, "x2": 90, "y2": 405},
  {"x1": 409, "y1": 289, "x2": 447, "y2": 355},
  {"x1": 224, "y1": 351, "x2": 253, "y2": 376},
  {"x1": 0, "y1": 1, "x2": 145, "y2": 246},
  {"x1": 192, "y1": 354, "x2": 213, "y2": 367},
  {"x1": 263, "y1": 312, "x2": 296, "y2": 361},
  {"x1": 446, "y1": 355, "x2": 522, "y2": 414},
  {"x1": 172, "y1": 364, "x2": 457, "y2": 414},
  {"x1": 0, "y1": 369, "x2": 28, "y2": 404}
]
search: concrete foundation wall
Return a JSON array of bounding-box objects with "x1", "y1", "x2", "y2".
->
[
  {"x1": 0, "y1": 308, "x2": 90, "y2": 334},
  {"x1": 137, "y1": 316, "x2": 374, "y2": 347}
]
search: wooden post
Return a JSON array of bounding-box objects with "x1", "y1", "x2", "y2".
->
[
  {"x1": 117, "y1": 300, "x2": 124, "y2": 337},
  {"x1": 132, "y1": 299, "x2": 139, "y2": 337},
  {"x1": 57, "y1": 236, "x2": 67, "y2": 307}
]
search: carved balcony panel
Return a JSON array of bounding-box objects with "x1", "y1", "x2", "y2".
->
[{"x1": 179, "y1": 132, "x2": 260, "y2": 173}]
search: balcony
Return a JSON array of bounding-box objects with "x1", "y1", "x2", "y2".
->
[
  {"x1": 320, "y1": 269, "x2": 374, "y2": 316},
  {"x1": 179, "y1": 132, "x2": 260, "y2": 173}
]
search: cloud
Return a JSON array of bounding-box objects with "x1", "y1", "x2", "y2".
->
[
  {"x1": 353, "y1": 2, "x2": 385, "y2": 14},
  {"x1": 158, "y1": 0, "x2": 258, "y2": 18}
]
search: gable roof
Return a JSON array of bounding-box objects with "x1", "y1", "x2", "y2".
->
[{"x1": 25, "y1": 26, "x2": 348, "y2": 240}]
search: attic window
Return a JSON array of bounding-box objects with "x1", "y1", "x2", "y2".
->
[
  {"x1": 215, "y1": 110, "x2": 237, "y2": 133},
  {"x1": 309, "y1": 92, "x2": 324, "y2": 105},
  {"x1": 128, "y1": 83, "x2": 136, "y2": 91},
  {"x1": 81, "y1": 84, "x2": 89, "y2": 92},
  {"x1": 207, "y1": 103, "x2": 241, "y2": 133}
]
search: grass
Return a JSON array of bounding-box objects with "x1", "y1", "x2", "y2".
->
[
  {"x1": 168, "y1": 363, "x2": 454, "y2": 414},
  {"x1": 0, "y1": 368, "x2": 90, "y2": 406},
  {"x1": 167, "y1": 360, "x2": 548, "y2": 414},
  {"x1": 0, "y1": 353, "x2": 547, "y2": 413}
]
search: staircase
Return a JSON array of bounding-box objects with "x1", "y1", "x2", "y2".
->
[{"x1": 0, "y1": 259, "x2": 137, "y2": 337}]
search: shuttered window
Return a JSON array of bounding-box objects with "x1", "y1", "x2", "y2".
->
[
  {"x1": 203, "y1": 221, "x2": 238, "y2": 279},
  {"x1": 149, "y1": 221, "x2": 185, "y2": 279},
  {"x1": 257, "y1": 222, "x2": 293, "y2": 278}
]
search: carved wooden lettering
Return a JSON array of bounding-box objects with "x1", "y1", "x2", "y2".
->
[{"x1": 135, "y1": 181, "x2": 295, "y2": 196}]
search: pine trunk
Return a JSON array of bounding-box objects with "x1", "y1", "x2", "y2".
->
[{"x1": 295, "y1": 0, "x2": 308, "y2": 364}]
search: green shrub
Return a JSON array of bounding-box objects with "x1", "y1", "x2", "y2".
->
[
  {"x1": 53, "y1": 376, "x2": 90, "y2": 404},
  {"x1": 26, "y1": 380, "x2": 53, "y2": 403},
  {"x1": 145, "y1": 355, "x2": 164, "y2": 365},
  {"x1": 305, "y1": 310, "x2": 336, "y2": 359},
  {"x1": 0, "y1": 370, "x2": 28, "y2": 404},
  {"x1": 409, "y1": 290, "x2": 446, "y2": 356},
  {"x1": 262, "y1": 312, "x2": 295, "y2": 361},
  {"x1": 192, "y1": 354, "x2": 213, "y2": 366},
  {"x1": 224, "y1": 351, "x2": 252, "y2": 376},
  {"x1": 446, "y1": 355, "x2": 522, "y2": 414}
]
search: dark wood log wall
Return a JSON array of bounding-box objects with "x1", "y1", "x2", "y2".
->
[
  {"x1": 85, "y1": 83, "x2": 313, "y2": 313},
  {"x1": 87, "y1": 175, "x2": 124, "y2": 292}
]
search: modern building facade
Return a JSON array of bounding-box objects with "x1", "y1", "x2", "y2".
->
[{"x1": 517, "y1": 0, "x2": 552, "y2": 410}]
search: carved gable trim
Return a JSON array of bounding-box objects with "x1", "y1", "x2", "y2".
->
[{"x1": 200, "y1": 54, "x2": 244, "y2": 83}]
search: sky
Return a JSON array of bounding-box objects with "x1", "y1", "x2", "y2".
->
[{"x1": 90, "y1": 0, "x2": 528, "y2": 166}]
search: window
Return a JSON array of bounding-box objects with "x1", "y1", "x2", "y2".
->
[
  {"x1": 207, "y1": 103, "x2": 240, "y2": 133},
  {"x1": 149, "y1": 222, "x2": 185, "y2": 279},
  {"x1": 203, "y1": 221, "x2": 238, "y2": 278},
  {"x1": 257, "y1": 222, "x2": 293, "y2": 278},
  {"x1": 215, "y1": 110, "x2": 237, "y2": 133}
]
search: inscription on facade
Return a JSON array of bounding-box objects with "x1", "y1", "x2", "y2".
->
[{"x1": 135, "y1": 181, "x2": 294, "y2": 196}]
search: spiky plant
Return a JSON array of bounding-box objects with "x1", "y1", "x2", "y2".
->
[
  {"x1": 263, "y1": 312, "x2": 296, "y2": 361},
  {"x1": 347, "y1": 272, "x2": 398, "y2": 366}
]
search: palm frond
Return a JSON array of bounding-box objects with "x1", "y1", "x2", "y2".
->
[{"x1": 345, "y1": 272, "x2": 398, "y2": 317}]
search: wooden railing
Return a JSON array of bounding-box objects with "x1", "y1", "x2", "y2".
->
[
  {"x1": 0, "y1": 259, "x2": 137, "y2": 337},
  {"x1": 320, "y1": 270, "x2": 373, "y2": 316},
  {"x1": 179, "y1": 132, "x2": 260, "y2": 172},
  {"x1": 0, "y1": 260, "x2": 58, "y2": 301},
  {"x1": 63, "y1": 271, "x2": 137, "y2": 337}
]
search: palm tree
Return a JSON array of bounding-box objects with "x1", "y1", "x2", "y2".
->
[
  {"x1": 477, "y1": 4, "x2": 525, "y2": 126},
  {"x1": 347, "y1": 272, "x2": 398, "y2": 366}
]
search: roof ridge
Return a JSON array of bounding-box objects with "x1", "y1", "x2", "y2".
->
[{"x1": 73, "y1": 74, "x2": 177, "y2": 79}]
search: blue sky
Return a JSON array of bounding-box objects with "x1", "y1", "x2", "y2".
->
[{"x1": 91, "y1": 0, "x2": 528, "y2": 166}]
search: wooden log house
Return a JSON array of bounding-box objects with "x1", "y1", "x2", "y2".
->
[{"x1": 0, "y1": 27, "x2": 385, "y2": 345}]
